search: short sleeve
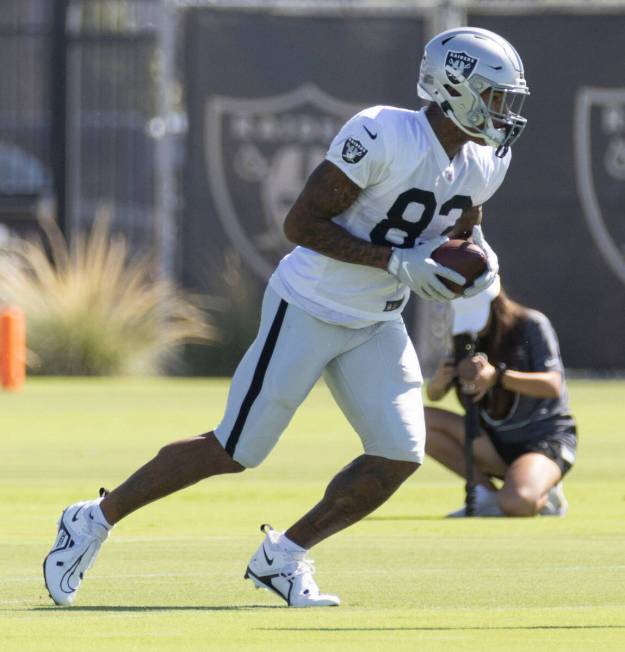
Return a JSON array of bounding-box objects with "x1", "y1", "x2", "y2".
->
[
  {"x1": 325, "y1": 109, "x2": 391, "y2": 189},
  {"x1": 471, "y1": 149, "x2": 511, "y2": 206},
  {"x1": 525, "y1": 313, "x2": 564, "y2": 374}
]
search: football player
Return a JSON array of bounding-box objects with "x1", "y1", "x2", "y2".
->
[{"x1": 44, "y1": 26, "x2": 529, "y2": 607}]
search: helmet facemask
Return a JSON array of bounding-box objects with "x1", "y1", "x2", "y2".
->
[{"x1": 422, "y1": 70, "x2": 529, "y2": 157}]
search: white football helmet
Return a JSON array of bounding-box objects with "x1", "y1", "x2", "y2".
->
[{"x1": 418, "y1": 27, "x2": 529, "y2": 157}]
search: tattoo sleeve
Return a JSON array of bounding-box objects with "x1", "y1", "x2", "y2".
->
[
  {"x1": 285, "y1": 454, "x2": 419, "y2": 549},
  {"x1": 283, "y1": 160, "x2": 392, "y2": 270}
]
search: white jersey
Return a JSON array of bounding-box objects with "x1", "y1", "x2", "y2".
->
[{"x1": 270, "y1": 106, "x2": 510, "y2": 326}]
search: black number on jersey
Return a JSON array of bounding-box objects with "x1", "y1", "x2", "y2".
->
[{"x1": 369, "y1": 190, "x2": 472, "y2": 248}]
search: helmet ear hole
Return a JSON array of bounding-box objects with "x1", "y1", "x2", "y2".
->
[{"x1": 443, "y1": 84, "x2": 462, "y2": 98}]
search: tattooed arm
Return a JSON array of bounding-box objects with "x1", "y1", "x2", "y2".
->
[
  {"x1": 447, "y1": 204, "x2": 482, "y2": 240},
  {"x1": 283, "y1": 160, "x2": 392, "y2": 270},
  {"x1": 447, "y1": 203, "x2": 500, "y2": 297}
]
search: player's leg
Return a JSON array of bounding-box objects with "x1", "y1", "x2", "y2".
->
[
  {"x1": 424, "y1": 406, "x2": 504, "y2": 489},
  {"x1": 246, "y1": 318, "x2": 422, "y2": 608},
  {"x1": 498, "y1": 453, "x2": 562, "y2": 516},
  {"x1": 99, "y1": 286, "x2": 298, "y2": 524},
  {"x1": 100, "y1": 432, "x2": 243, "y2": 525},
  {"x1": 285, "y1": 455, "x2": 418, "y2": 548},
  {"x1": 42, "y1": 430, "x2": 244, "y2": 607},
  {"x1": 284, "y1": 318, "x2": 423, "y2": 550},
  {"x1": 246, "y1": 452, "x2": 416, "y2": 608}
]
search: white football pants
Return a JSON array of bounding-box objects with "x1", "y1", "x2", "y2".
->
[{"x1": 214, "y1": 286, "x2": 425, "y2": 467}]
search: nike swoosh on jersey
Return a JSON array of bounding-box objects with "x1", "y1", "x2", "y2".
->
[{"x1": 363, "y1": 125, "x2": 378, "y2": 140}]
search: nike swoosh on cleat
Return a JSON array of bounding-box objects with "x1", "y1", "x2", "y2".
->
[
  {"x1": 245, "y1": 567, "x2": 289, "y2": 605},
  {"x1": 262, "y1": 543, "x2": 274, "y2": 566},
  {"x1": 60, "y1": 557, "x2": 83, "y2": 594},
  {"x1": 363, "y1": 125, "x2": 377, "y2": 140},
  {"x1": 71, "y1": 506, "x2": 84, "y2": 523}
]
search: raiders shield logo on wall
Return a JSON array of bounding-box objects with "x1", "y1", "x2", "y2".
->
[
  {"x1": 574, "y1": 87, "x2": 625, "y2": 287},
  {"x1": 445, "y1": 50, "x2": 479, "y2": 84},
  {"x1": 205, "y1": 84, "x2": 363, "y2": 279}
]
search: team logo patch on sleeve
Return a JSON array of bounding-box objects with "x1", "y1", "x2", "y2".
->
[{"x1": 342, "y1": 137, "x2": 368, "y2": 164}]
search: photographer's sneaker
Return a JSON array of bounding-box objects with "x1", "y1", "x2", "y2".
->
[
  {"x1": 540, "y1": 482, "x2": 569, "y2": 517},
  {"x1": 447, "y1": 484, "x2": 504, "y2": 517},
  {"x1": 244, "y1": 524, "x2": 340, "y2": 608},
  {"x1": 43, "y1": 489, "x2": 112, "y2": 606}
]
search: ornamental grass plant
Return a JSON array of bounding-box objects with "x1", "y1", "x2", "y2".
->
[
  {"x1": 0, "y1": 217, "x2": 216, "y2": 375},
  {"x1": 183, "y1": 247, "x2": 261, "y2": 376}
]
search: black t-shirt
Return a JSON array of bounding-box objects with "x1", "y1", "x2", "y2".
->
[{"x1": 477, "y1": 310, "x2": 575, "y2": 443}]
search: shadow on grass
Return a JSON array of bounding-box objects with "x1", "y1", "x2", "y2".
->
[
  {"x1": 30, "y1": 605, "x2": 282, "y2": 613},
  {"x1": 259, "y1": 625, "x2": 625, "y2": 632}
]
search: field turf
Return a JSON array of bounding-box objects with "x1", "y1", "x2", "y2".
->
[{"x1": 1, "y1": 378, "x2": 624, "y2": 651}]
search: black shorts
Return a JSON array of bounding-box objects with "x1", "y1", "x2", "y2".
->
[{"x1": 484, "y1": 419, "x2": 577, "y2": 477}]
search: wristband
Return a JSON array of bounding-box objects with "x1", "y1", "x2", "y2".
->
[
  {"x1": 387, "y1": 248, "x2": 399, "y2": 275},
  {"x1": 494, "y1": 363, "x2": 507, "y2": 388}
]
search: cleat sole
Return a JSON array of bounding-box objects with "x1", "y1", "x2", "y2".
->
[{"x1": 244, "y1": 567, "x2": 284, "y2": 600}]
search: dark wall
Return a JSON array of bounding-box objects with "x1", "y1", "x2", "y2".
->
[{"x1": 467, "y1": 13, "x2": 625, "y2": 368}]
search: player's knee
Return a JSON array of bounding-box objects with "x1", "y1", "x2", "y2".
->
[
  {"x1": 156, "y1": 441, "x2": 180, "y2": 461},
  {"x1": 156, "y1": 435, "x2": 245, "y2": 476},
  {"x1": 498, "y1": 487, "x2": 540, "y2": 517},
  {"x1": 370, "y1": 456, "x2": 420, "y2": 493},
  {"x1": 389, "y1": 458, "x2": 420, "y2": 481},
  {"x1": 324, "y1": 456, "x2": 419, "y2": 517}
]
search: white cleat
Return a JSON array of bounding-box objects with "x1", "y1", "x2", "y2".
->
[
  {"x1": 244, "y1": 524, "x2": 340, "y2": 608},
  {"x1": 540, "y1": 481, "x2": 569, "y2": 516},
  {"x1": 43, "y1": 490, "x2": 111, "y2": 606}
]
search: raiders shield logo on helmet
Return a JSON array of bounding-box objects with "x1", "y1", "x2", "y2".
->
[
  {"x1": 445, "y1": 50, "x2": 479, "y2": 84},
  {"x1": 574, "y1": 87, "x2": 625, "y2": 288},
  {"x1": 205, "y1": 84, "x2": 363, "y2": 279}
]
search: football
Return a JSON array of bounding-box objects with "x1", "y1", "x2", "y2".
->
[{"x1": 431, "y1": 239, "x2": 487, "y2": 295}]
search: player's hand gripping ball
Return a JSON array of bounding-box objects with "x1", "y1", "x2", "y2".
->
[{"x1": 431, "y1": 239, "x2": 487, "y2": 295}]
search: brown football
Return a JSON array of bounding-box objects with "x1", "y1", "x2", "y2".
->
[{"x1": 431, "y1": 239, "x2": 487, "y2": 295}]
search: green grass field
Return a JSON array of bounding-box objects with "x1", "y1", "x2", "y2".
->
[{"x1": 1, "y1": 378, "x2": 624, "y2": 651}]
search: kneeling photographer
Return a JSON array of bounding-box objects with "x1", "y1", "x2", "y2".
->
[{"x1": 425, "y1": 277, "x2": 577, "y2": 517}]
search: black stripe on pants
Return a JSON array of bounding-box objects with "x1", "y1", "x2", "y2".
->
[{"x1": 225, "y1": 299, "x2": 288, "y2": 457}]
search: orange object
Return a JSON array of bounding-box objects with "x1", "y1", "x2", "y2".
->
[{"x1": 0, "y1": 306, "x2": 26, "y2": 391}]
